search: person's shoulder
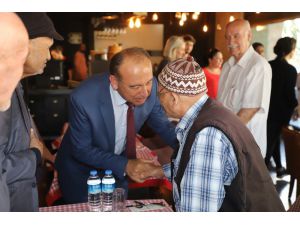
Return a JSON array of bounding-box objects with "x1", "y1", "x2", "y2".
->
[
  {"x1": 71, "y1": 73, "x2": 109, "y2": 99},
  {"x1": 285, "y1": 62, "x2": 297, "y2": 74},
  {"x1": 250, "y1": 53, "x2": 271, "y2": 71}
]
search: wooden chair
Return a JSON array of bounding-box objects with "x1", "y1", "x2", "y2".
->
[{"x1": 281, "y1": 126, "x2": 300, "y2": 199}]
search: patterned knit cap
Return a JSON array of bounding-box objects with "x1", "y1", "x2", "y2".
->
[{"x1": 158, "y1": 56, "x2": 207, "y2": 96}]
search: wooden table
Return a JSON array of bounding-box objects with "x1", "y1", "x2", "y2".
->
[{"x1": 40, "y1": 199, "x2": 173, "y2": 212}]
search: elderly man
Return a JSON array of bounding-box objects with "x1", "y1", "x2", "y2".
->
[
  {"x1": 0, "y1": 13, "x2": 29, "y2": 111},
  {"x1": 55, "y1": 47, "x2": 177, "y2": 204},
  {"x1": 1, "y1": 12, "x2": 63, "y2": 211},
  {"x1": 151, "y1": 56, "x2": 284, "y2": 212},
  {"x1": 0, "y1": 12, "x2": 29, "y2": 212},
  {"x1": 217, "y1": 19, "x2": 272, "y2": 157}
]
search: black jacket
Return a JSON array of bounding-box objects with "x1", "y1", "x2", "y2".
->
[{"x1": 268, "y1": 57, "x2": 298, "y2": 124}]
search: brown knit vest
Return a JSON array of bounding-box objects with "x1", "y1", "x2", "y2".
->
[{"x1": 173, "y1": 98, "x2": 285, "y2": 211}]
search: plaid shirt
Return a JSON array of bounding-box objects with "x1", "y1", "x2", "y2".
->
[{"x1": 163, "y1": 95, "x2": 238, "y2": 211}]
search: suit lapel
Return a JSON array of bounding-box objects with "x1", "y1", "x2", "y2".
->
[{"x1": 98, "y1": 76, "x2": 115, "y2": 150}]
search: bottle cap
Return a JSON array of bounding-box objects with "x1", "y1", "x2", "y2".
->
[
  {"x1": 90, "y1": 170, "x2": 97, "y2": 176},
  {"x1": 105, "y1": 170, "x2": 112, "y2": 175}
]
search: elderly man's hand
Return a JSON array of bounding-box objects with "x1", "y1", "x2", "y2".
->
[
  {"x1": 30, "y1": 128, "x2": 44, "y2": 157},
  {"x1": 125, "y1": 159, "x2": 164, "y2": 183}
]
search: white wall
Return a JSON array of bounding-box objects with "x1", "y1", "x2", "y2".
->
[{"x1": 94, "y1": 24, "x2": 164, "y2": 65}]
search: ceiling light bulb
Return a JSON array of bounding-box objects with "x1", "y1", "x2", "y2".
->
[
  {"x1": 229, "y1": 16, "x2": 235, "y2": 22},
  {"x1": 129, "y1": 18, "x2": 134, "y2": 29},
  {"x1": 181, "y1": 13, "x2": 187, "y2": 22},
  {"x1": 175, "y1": 12, "x2": 181, "y2": 19},
  {"x1": 152, "y1": 13, "x2": 158, "y2": 21},
  {"x1": 192, "y1": 13, "x2": 198, "y2": 20},
  {"x1": 135, "y1": 18, "x2": 141, "y2": 28},
  {"x1": 203, "y1": 25, "x2": 208, "y2": 32},
  {"x1": 179, "y1": 19, "x2": 184, "y2": 26}
]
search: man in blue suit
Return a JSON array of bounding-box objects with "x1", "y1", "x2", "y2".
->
[{"x1": 55, "y1": 47, "x2": 177, "y2": 203}]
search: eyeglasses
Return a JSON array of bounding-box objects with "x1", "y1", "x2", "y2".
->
[
  {"x1": 126, "y1": 200, "x2": 165, "y2": 208},
  {"x1": 158, "y1": 86, "x2": 169, "y2": 96}
]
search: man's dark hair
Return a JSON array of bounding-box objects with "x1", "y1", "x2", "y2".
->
[
  {"x1": 109, "y1": 47, "x2": 151, "y2": 79},
  {"x1": 252, "y1": 42, "x2": 264, "y2": 50},
  {"x1": 183, "y1": 34, "x2": 196, "y2": 44}
]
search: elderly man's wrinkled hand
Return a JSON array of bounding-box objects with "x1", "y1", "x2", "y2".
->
[{"x1": 125, "y1": 159, "x2": 163, "y2": 183}]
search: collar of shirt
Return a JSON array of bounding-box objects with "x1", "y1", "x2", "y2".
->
[
  {"x1": 175, "y1": 94, "x2": 208, "y2": 142},
  {"x1": 228, "y1": 45, "x2": 255, "y2": 69},
  {"x1": 109, "y1": 84, "x2": 126, "y2": 106}
]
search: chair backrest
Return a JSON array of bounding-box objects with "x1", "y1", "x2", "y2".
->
[{"x1": 281, "y1": 126, "x2": 300, "y2": 178}]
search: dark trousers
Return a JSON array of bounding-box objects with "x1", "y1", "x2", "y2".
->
[{"x1": 265, "y1": 121, "x2": 284, "y2": 169}]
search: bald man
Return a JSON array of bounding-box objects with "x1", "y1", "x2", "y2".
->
[
  {"x1": 1, "y1": 13, "x2": 63, "y2": 212},
  {"x1": 0, "y1": 13, "x2": 28, "y2": 111},
  {"x1": 217, "y1": 19, "x2": 272, "y2": 157},
  {"x1": 0, "y1": 12, "x2": 28, "y2": 211}
]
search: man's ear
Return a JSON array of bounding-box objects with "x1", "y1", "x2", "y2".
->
[
  {"x1": 248, "y1": 30, "x2": 253, "y2": 43},
  {"x1": 171, "y1": 92, "x2": 180, "y2": 105},
  {"x1": 109, "y1": 75, "x2": 118, "y2": 90}
]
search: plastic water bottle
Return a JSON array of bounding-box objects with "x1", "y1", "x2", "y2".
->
[
  {"x1": 102, "y1": 169, "x2": 115, "y2": 212},
  {"x1": 87, "y1": 170, "x2": 101, "y2": 212}
]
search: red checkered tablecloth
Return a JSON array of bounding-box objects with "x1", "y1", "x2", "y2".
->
[{"x1": 40, "y1": 199, "x2": 173, "y2": 212}]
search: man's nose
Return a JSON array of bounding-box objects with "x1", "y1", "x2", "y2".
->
[
  {"x1": 140, "y1": 85, "x2": 149, "y2": 96},
  {"x1": 47, "y1": 50, "x2": 51, "y2": 61}
]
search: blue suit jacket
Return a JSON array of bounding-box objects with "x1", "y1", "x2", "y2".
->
[{"x1": 55, "y1": 74, "x2": 177, "y2": 203}]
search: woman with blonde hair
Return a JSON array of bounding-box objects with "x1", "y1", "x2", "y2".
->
[{"x1": 155, "y1": 35, "x2": 186, "y2": 76}]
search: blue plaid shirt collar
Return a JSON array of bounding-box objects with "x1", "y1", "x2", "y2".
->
[{"x1": 175, "y1": 94, "x2": 208, "y2": 139}]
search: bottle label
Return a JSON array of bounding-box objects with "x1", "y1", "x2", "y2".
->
[
  {"x1": 88, "y1": 184, "x2": 101, "y2": 194},
  {"x1": 102, "y1": 183, "x2": 115, "y2": 193}
]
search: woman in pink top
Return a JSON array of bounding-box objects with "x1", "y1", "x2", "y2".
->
[{"x1": 203, "y1": 48, "x2": 223, "y2": 99}]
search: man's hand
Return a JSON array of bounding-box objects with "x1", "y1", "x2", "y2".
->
[
  {"x1": 30, "y1": 128, "x2": 44, "y2": 157},
  {"x1": 125, "y1": 159, "x2": 164, "y2": 183},
  {"x1": 237, "y1": 108, "x2": 259, "y2": 124}
]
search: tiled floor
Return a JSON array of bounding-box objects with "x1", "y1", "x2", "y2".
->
[{"x1": 271, "y1": 170, "x2": 296, "y2": 210}]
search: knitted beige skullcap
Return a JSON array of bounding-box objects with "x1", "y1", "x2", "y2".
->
[{"x1": 158, "y1": 56, "x2": 207, "y2": 96}]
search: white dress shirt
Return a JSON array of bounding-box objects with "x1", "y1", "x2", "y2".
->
[
  {"x1": 217, "y1": 46, "x2": 272, "y2": 157},
  {"x1": 109, "y1": 85, "x2": 129, "y2": 155}
]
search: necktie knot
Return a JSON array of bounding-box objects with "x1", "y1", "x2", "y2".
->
[{"x1": 126, "y1": 102, "x2": 134, "y2": 108}]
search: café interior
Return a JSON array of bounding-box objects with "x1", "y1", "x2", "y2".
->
[{"x1": 16, "y1": 12, "x2": 300, "y2": 212}]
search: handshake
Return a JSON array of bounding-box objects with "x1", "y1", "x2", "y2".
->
[{"x1": 125, "y1": 159, "x2": 165, "y2": 183}]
